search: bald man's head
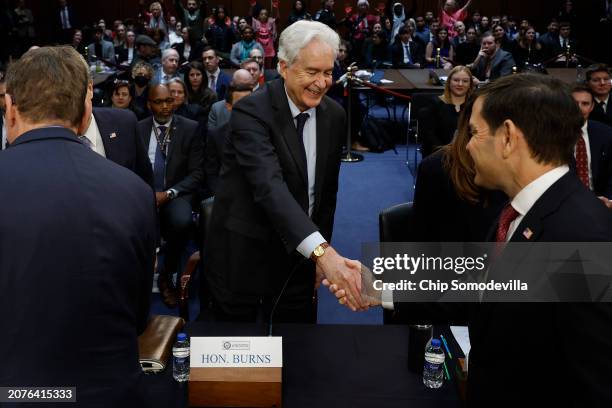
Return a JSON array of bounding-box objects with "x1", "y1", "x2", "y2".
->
[
  {"x1": 232, "y1": 69, "x2": 256, "y2": 89},
  {"x1": 148, "y1": 84, "x2": 174, "y2": 123}
]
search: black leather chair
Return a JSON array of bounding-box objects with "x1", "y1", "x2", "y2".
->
[
  {"x1": 379, "y1": 201, "x2": 415, "y2": 242},
  {"x1": 179, "y1": 197, "x2": 214, "y2": 320},
  {"x1": 379, "y1": 202, "x2": 414, "y2": 323}
]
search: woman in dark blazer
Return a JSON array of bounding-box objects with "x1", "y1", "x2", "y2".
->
[
  {"x1": 419, "y1": 65, "x2": 474, "y2": 158},
  {"x1": 172, "y1": 27, "x2": 204, "y2": 65}
]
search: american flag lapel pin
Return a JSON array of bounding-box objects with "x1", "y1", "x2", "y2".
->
[
  {"x1": 522, "y1": 228, "x2": 533, "y2": 240},
  {"x1": 109, "y1": 132, "x2": 117, "y2": 139}
]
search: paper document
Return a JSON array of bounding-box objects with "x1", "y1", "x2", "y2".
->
[
  {"x1": 450, "y1": 326, "x2": 471, "y2": 358},
  {"x1": 379, "y1": 79, "x2": 394, "y2": 84}
]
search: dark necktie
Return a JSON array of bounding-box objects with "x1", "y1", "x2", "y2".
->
[
  {"x1": 404, "y1": 44, "x2": 412, "y2": 64},
  {"x1": 600, "y1": 101, "x2": 607, "y2": 114},
  {"x1": 496, "y1": 204, "x2": 520, "y2": 242},
  {"x1": 295, "y1": 112, "x2": 310, "y2": 165},
  {"x1": 153, "y1": 125, "x2": 167, "y2": 192},
  {"x1": 575, "y1": 136, "x2": 590, "y2": 188}
]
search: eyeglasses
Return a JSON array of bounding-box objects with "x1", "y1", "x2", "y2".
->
[{"x1": 149, "y1": 98, "x2": 175, "y2": 105}]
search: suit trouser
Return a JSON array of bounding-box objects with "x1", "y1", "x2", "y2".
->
[{"x1": 159, "y1": 194, "x2": 193, "y2": 280}]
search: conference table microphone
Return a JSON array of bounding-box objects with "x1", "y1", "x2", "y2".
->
[{"x1": 267, "y1": 259, "x2": 308, "y2": 336}]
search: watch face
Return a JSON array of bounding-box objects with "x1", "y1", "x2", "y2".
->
[{"x1": 314, "y1": 246, "x2": 325, "y2": 257}]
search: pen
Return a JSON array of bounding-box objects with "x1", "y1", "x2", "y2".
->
[
  {"x1": 443, "y1": 361, "x2": 451, "y2": 381},
  {"x1": 440, "y1": 334, "x2": 453, "y2": 360}
]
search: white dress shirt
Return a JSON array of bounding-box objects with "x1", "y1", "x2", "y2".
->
[
  {"x1": 283, "y1": 88, "x2": 326, "y2": 258},
  {"x1": 82, "y1": 114, "x2": 106, "y2": 157},
  {"x1": 148, "y1": 117, "x2": 173, "y2": 167},
  {"x1": 595, "y1": 95, "x2": 609, "y2": 113},
  {"x1": 382, "y1": 166, "x2": 571, "y2": 310}
]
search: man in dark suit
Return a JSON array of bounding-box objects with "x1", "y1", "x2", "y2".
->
[
  {"x1": 470, "y1": 33, "x2": 516, "y2": 83},
  {"x1": 571, "y1": 84, "x2": 612, "y2": 200},
  {"x1": 87, "y1": 27, "x2": 116, "y2": 66},
  {"x1": 203, "y1": 20, "x2": 364, "y2": 323},
  {"x1": 56, "y1": 0, "x2": 78, "y2": 44},
  {"x1": 206, "y1": 82, "x2": 253, "y2": 194},
  {"x1": 544, "y1": 21, "x2": 579, "y2": 67},
  {"x1": 202, "y1": 46, "x2": 231, "y2": 100},
  {"x1": 138, "y1": 84, "x2": 204, "y2": 307},
  {"x1": 0, "y1": 46, "x2": 156, "y2": 406},
  {"x1": 328, "y1": 74, "x2": 612, "y2": 405},
  {"x1": 586, "y1": 64, "x2": 612, "y2": 127},
  {"x1": 78, "y1": 105, "x2": 153, "y2": 187},
  {"x1": 391, "y1": 26, "x2": 424, "y2": 69},
  {"x1": 208, "y1": 69, "x2": 254, "y2": 131}
]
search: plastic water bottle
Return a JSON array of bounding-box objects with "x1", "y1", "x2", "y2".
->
[
  {"x1": 172, "y1": 333, "x2": 190, "y2": 382},
  {"x1": 423, "y1": 338, "x2": 445, "y2": 389}
]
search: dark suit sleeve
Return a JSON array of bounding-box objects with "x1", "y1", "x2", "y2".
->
[
  {"x1": 137, "y1": 192, "x2": 157, "y2": 335},
  {"x1": 169, "y1": 121, "x2": 204, "y2": 195},
  {"x1": 205, "y1": 124, "x2": 226, "y2": 194},
  {"x1": 498, "y1": 52, "x2": 516, "y2": 78},
  {"x1": 229, "y1": 102, "x2": 320, "y2": 253},
  {"x1": 130, "y1": 113, "x2": 154, "y2": 189}
]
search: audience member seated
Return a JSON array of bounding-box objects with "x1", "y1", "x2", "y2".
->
[
  {"x1": 202, "y1": 46, "x2": 231, "y2": 100},
  {"x1": 70, "y1": 29, "x2": 86, "y2": 58},
  {"x1": 425, "y1": 27, "x2": 454, "y2": 69},
  {"x1": 538, "y1": 19, "x2": 559, "y2": 51},
  {"x1": 132, "y1": 34, "x2": 161, "y2": 69},
  {"x1": 570, "y1": 84, "x2": 612, "y2": 200},
  {"x1": 185, "y1": 61, "x2": 218, "y2": 120},
  {"x1": 87, "y1": 27, "x2": 116, "y2": 66},
  {"x1": 206, "y1": 82, "x2": 254, "y2": 194},
  {"x1": 168, "y1": 77, "x2": 205, "y2": 124},
  {"x1": 512, "y1": 26, "x2": 543, "y2": 69},
  {"x1": 419, "y1": 65, "x2": 473, "y2": 157},
  {"x1": 451, "y1": 21, "x2": 467, "y2": 48},
  {"x1": 389, "y1": 2, "x2": 414, "y2": 41},
  {"x1": 391, "y1": 26, "x2": 423, "y2": 68},
  {"x1": 414, "y1": 15, "x2": 430, "y2": 45},
  {"x1": 131, "y1": 61, "x2": 154, "y2": 120},
  {"x1": 492, "y1": 24, "x2": 514, "y2": 53},
  {"x1": 116, "y1": 29, "x2": 136, "y2": 65},
  {"x1": 113, "y1": 23, "x2": 126, "y2": 48},
  {"x1": 313, "y1": 0, "x2": 337, "y2": 29},
  {"x1": 153, "y1": 48, "x2": 180, "y2": 85},
  {"x1": 469, "y1": 33, "x2": 516, "y2": 83},
  {"x1": 111, "y1": 80, "x2": 134, "y2": 110},
  {"x1": 362, "y1": 31, "x2": 391, "y2": 69},
  {"x1": 240, "y1": 57, "x2": 264, "y2": 90},
  {"x1": 288, "y1": 0, "x2": 311, "y2": 26},
  {"x1": 587, "y1": 64, "x2": 612, "y2": 127},
  {"x1": 147, "y1": 2, "x2": 169, "y2": 39},
  {"x1": 206, "y1": 5, "x2": 236, "y2": 61},
  {"x1": 466, "y1": 10, "x2": 481, "y2": 33},
  {"x1": 546, "y1": 21, "x2": 578, "y2": 66},
  {"x1": 454, "y1": 26, "x2": 479, "y2": 66},
  {"x1": 169, "y1": 20, "x2": 183, "y2": 46},
  {"x1": 151, "y1": 27, "x2": 170, "y2": 51},
  {"x1": 138, "y1": 84, "x2": 203, "y2": 308},
  {"x1": 230, "y1": 26, "x2": 264, "y2": 67},
  {"x1": 478, "y1": 15, "x2": 490, "y2": 33},
  {"x1": 208, "y1": 69, "x2": 254, "y2": 130},
  {"x1": 171, "y1": 26, "x2": 199, "y2": 64}
]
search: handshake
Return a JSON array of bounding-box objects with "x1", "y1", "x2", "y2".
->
[{"x1": 314, "y1": 245, "x2": 382, "y2": 311}]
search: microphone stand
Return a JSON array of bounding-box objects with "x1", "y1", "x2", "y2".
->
[{"x1": 342, "y1": 64, "x2": 364, "y2": 163}]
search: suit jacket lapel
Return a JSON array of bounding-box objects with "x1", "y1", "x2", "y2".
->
[
  {"x1": 271, "y1": 80, "x2": 308, "y2": 185},
  {"x1": 92, "y1": 110, "x2": 112, "y2": 158},
  {"x1": 167, "y1": 115, "x2": 178, "y2": 165},
  {"x1": 314, "y1": 99, "x2": 330, "y2": 214}
]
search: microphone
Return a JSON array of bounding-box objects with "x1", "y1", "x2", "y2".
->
[{"x1": 267, "y1": 259, "x2": 308, "y2": 336}]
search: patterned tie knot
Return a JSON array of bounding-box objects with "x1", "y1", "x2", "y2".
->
[
  {"x1": 496, "y1": 204, "x2": 520, "y2": 242},
  {"x1": 158, "y1": 125, "x2": 167, "y2": 134},
  {"x1": 296, "y1": 112, "x2": 310, "y2": 128}
]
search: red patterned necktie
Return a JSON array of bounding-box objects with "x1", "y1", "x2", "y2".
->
[
  {"x1": 496, "y1": 204, "x2": 520, "y2": 242},
  {"x1": 575, "y1": 136, "x2": 589, "y2": 188}
]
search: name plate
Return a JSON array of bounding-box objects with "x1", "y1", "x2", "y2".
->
[{"x1": 191, "y1": 337, "x2": 282, "y2": 368}]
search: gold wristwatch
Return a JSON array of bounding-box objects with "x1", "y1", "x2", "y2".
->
[{"x1": 310, "y1": 242, "x2": 330, "y2": 262}]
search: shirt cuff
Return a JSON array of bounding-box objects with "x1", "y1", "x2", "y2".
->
[
  {"x1": 296, "y1": 231, "x2": 326, "y2": 258},
  {"x1": 382, "y1": 289, "x2": 394, "y2": 310}
]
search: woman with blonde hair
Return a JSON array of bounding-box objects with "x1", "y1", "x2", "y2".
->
[{"x1": 419, "y1": 65, "x2": 474, "y2": 157}]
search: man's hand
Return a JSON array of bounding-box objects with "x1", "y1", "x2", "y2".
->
[
  {"x1": 314, "y1": 246, "x2": 364, "y2": 311},
  {"x1": 155, "y1": 191, "x2": 170, "y2": 208},
  {"x1": 323, "y1": 263, "x2": 382, "y2": 311},
  {"x1": 599, "y1": 196, "x2": 612, "y2": 209}
]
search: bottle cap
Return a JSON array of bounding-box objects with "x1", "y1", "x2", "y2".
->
[
  {"x1": 431, "y1": 339, "x2": 441, "y2": 347},
  {"x1": 177, "y1": 333, "x2": 187, "y2": 341}
]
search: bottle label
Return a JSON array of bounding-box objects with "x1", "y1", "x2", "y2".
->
[{"x1": 424, "y1": 361, "x2": 441, "y2": 371}]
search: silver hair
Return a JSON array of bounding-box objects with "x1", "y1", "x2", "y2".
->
[
  {"x1": 277, "y1": 20, "x2": 339, "y2": 68},
  {"x1": 161, "y1": 48, "x2": 178, "y2": 62},
  {"x1": 167, "y1": 77, "x2": 187, "y2": 93}
]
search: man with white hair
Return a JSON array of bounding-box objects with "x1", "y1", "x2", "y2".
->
[
  {"x1": 203, "y1": 20, "x2": 364, "y2": 322},
  {"x1": 153, "y1": 48, "x2": 180, "y2": 84}
]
